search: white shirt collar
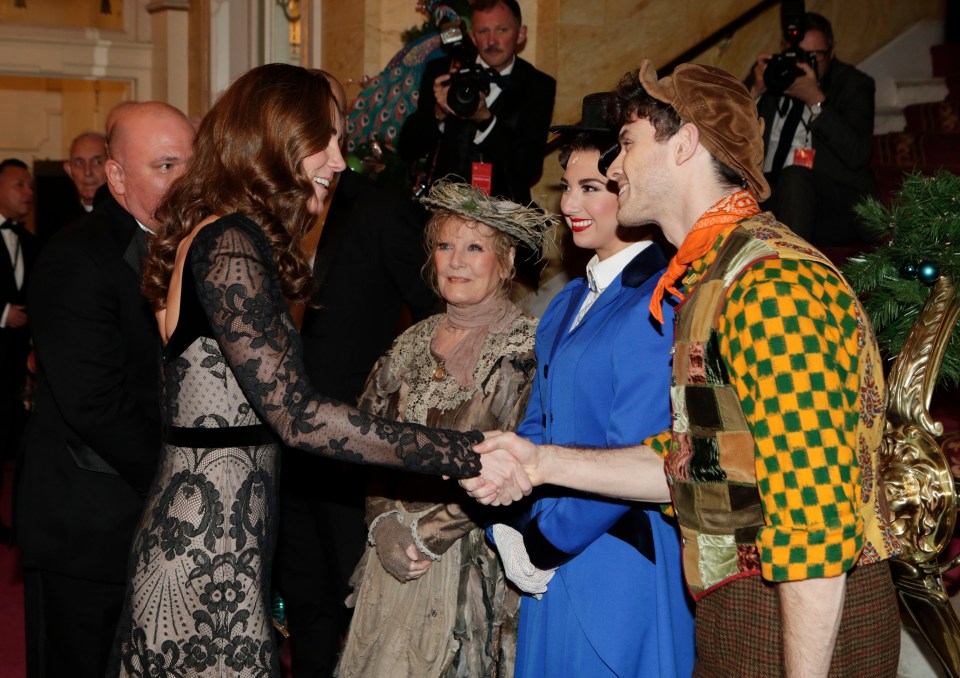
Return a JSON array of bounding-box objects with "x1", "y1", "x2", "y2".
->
[{"x1": 583, "y1": 240, "x2": 652, "y2": 294}]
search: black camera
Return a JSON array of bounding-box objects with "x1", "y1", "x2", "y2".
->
[
  {"x1": 447, "y1": 64, "x2": 500, "y2": 118},
  {"x1": 763, "y1": 49, "x2": 819, "y2": 94},
  {"x1": 762, "y1": 0, "x2": 817, "y2": 94},
  {"x1": 438, "y1": 19, "x2": 501, "y2": 118}
]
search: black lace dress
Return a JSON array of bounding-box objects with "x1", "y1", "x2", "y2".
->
[{"x1": 114, "y1": 214, "x2": 481, "y2": 677}]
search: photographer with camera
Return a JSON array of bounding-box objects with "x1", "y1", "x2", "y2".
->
[
  {"x1": 748, "y1": 11, "x2": 878, "y2": 246},
  {"x1": 399, "y1": 0, "x2": 556, "y2": 205}
]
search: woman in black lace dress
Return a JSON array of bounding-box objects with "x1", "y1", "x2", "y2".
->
[{"x1": 112, "y1": 64, "x2": 510, "y2": 677}]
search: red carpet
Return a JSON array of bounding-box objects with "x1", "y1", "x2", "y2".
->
[{"x1": 0, "y1": 457, "x2": 26, "y2": 678}]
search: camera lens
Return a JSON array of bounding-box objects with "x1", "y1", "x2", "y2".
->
[
  {"x1": 448, "y1": 83, "x2": 481, "y2": 118},
  {"x1": 763, "y1": 53, "x2": 802, "y2": 94},
  {"x1": 446, "y1": 66, "x2": 494, "y2": 118}
]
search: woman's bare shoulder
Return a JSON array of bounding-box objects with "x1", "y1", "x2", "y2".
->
[{"x1": 160, "y1": 214, "x2": 224, "y2": 343}]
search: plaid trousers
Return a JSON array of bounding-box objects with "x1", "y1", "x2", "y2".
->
[{"x1": 694, "y1": 560, "x2": 899, "y2": 677}]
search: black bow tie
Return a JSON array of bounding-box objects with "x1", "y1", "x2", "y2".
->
[{"x1": 0, "y1": 221, "x2": 21, "y2": 230}]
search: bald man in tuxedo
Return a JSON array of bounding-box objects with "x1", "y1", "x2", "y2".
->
[{"x1": 15, "y1": 103, "x2": 195, "y2": 678}]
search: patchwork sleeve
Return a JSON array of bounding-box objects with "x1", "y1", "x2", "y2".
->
[
  {"x1": 644, "y1": 429, "x2": 674, "y2": 459},
  {"x1": 719, "y1": 258, "x2": 865, "y2": 581},
  {"x1": 643, "y1": 429, "x2": 675, "y2": 517}
]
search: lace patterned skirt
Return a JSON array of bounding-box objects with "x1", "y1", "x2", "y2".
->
[{"x1": 114, "y1": 443, "x2": 280, "y2": 678}]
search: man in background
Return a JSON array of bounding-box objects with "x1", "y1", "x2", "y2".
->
[
  {"x1": 399, "y1": 0, "x2": 555, "y2": 205},
  {"x1": 63, "y1": 132, "x2": 108, "y2": 216},
  {"x1": 275, "y1": 73, "x2": 438, "y2": 677},
  {"x1": 34, "y1": 132, "x2": 109, "y2": 245},
  {"x1": 0, "y1": 158, "x2": 36, "y2": 542},
  {"x1": 15, "y1": 102, "x2": 195, "y2": 677},
  {"x1": 749, "y1": 12, "x2": 877, "y2": 245}
]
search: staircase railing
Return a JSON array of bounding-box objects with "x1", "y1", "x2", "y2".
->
[
  {"x1": 545, "y1": 0, "x2": 780, "y2": 154},
  {"x1": 660, "y1": 0, "x2": 779, "y2": 75}
]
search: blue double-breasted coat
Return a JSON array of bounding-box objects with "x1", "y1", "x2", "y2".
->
[{"x1": 504, "y1": 244, "x2": 695, "y2": 677}]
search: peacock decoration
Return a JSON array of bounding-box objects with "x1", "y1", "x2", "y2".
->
[{"x1": 344, "y1": 1, "x2": 471, "y2": 189}]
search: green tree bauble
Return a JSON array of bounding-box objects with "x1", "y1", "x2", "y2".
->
[
  {"x1": 345, "y1": 154, "x2": 364, "y2": 174},
  {"x1": 900, "y1": 262, "x2": 919, "y2": 280},
  {"x1": 918, "y1": 261, "x2": 940, "y2": 285},
  {"x1": 842, "y1": 171, "x2": 960, "y2": 387}
]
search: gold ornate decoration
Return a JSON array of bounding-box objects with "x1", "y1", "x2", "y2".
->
[
  {"x1": 879, "y1": 425, "x2": 955, "y2": 562},
  {"x1": 886, "y1": 276, "x2": 960, "y2": 439},
  {"x1": 879, "y1": 276, "x2": 960, "y2": 676},
  {"x1": 275, "y1": 0, "x2": 300, "y2": 23}
]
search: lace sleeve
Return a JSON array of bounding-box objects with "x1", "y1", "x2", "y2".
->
[{"x1": 189, "y1": 215, "x2": 481, "y2": 478}]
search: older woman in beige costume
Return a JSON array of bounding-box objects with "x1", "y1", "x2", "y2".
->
[{"x1": 337, "y1": 181, "x2": 555, "y2": 677}]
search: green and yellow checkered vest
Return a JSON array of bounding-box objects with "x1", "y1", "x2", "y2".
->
[{"x1": 665, "y1": 215, "x2": 898, "y2": 600}]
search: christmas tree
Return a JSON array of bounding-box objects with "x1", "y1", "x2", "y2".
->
[{"x1": 843, "y1": 171, "x2": 960, "y2": 386}]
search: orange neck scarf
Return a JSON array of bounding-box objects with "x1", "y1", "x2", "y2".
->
[{"x1": 649, "y1": 190, "x2": 761, "y2": 323}]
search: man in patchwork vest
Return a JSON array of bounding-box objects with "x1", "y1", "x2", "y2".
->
[{"x1": 468, "y1": 59, "x2": 901, "y2": 676}]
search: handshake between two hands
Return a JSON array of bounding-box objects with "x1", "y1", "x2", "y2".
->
[{"x1": 456, "y1": 431, "x2": 544, "y2": 506}]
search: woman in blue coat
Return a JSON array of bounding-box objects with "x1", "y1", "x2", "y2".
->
[{"x1": 490, "y1": 93, "x2": 695, "y2": 677}]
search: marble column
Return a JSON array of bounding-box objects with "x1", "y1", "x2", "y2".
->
[{"x1": 146, "y1": 0, "x2": 191, "y2": 112}]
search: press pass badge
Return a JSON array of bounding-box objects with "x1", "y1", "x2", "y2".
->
[
  {"x1": 793, "y1": 147, "x2": 815, "y2": 169},
  {"x1": 471, "y1": 162, "x2": 492, "y2": 195}
]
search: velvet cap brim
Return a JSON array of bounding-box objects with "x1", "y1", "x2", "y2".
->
[{"x1": 638, "y1": 59, "x2": 771, "y2": 201}]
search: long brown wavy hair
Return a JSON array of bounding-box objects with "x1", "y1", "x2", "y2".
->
[{"x1": 142, "y1": 63, "x2": 336, "y2": 310}]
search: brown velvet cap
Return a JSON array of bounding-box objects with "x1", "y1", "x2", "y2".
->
[{"x1": 637, "y1": 59, "x2": 771, "y2": 200}]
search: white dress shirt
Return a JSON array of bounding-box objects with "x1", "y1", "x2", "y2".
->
[
  {"x1": 570, "y1": 240, "x2": 652, "y2": 331},
  {"x1": 762, "y1": 95, "x2": 820, "y2": 173},
  {"x1": 471, "y1": 55, "x2": 514, "y2": 144},
  {"x1": 0, "y1": 214, "x2": 24, "y2": 328}
]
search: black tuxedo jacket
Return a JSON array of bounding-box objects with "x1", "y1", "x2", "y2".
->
[
  {"x1": 399, "y1": 55, "x2": 556, "y2": 204},
  {"x1": 36, "y1": 196, "x2": 88, "y2": 246},
  {"x1": 0, "y1": 222, "x2": 37, "y2": 441},
  {"x1": 298, "y1": 169, "x2": 437, "y2": 404},
  {"x1": 15, "y1": 194, "x2": 161, "y2": 583},
  {"x1": 756, "y1": 58, "x2": 878, "y2": 197},
  {"x1": 280, "y1": 170, "x2": 437, "y2": 577},
  {"x1": 0, "y1": 222, "x2": 37, "y2": 354},
  {"x1": 0, "y1": 221, "x2": 36, "y2": 308}
]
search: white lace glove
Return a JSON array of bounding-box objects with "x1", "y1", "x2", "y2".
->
[{"x1": 491, "y1": 523, "x2": 556, "y2": 599}]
